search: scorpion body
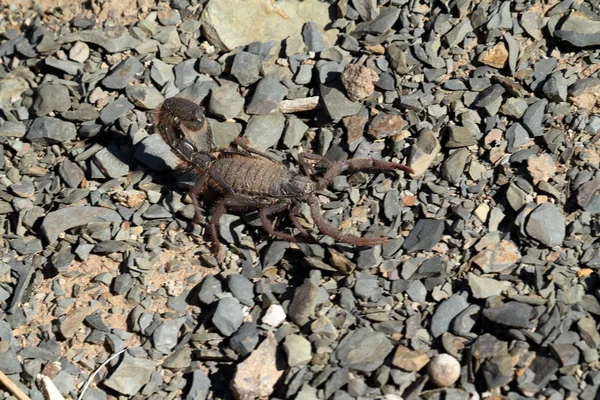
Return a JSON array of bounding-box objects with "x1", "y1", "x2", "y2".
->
[{"x1": 155, "y1": 97, "x2": 414, "y2": 262}]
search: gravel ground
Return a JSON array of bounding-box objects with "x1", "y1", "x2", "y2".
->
[{"x1": 1, "y1": 0, "x2": 600, "y2": 399}]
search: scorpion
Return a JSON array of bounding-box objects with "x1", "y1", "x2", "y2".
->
[{"x1": 154, "y1": 97, "x2": 415, "y2": 262}]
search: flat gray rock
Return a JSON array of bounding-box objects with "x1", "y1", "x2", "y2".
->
[
  {"x1": 246, "y1": 76, "x2": 288, "y2": 115},
  {"x1": 200, "y1": 0, "x2": 334, "y2": 51},
  {"x1": 102, "y1": 58, "x2": 144, "y2": 89},
  {"x1": 33, "y1": 83, "x2": 71, "y2": 116},
  {"x1": 41, "y1": 206, "x2": 122, "y2": 244},
  {"x1": 430, "y1": 292, "x2": 469, "y2": 338},
  {"x1": 27, "y1": 117, "x2": 76, "y2": 144},
  {"x1": 213, "y1": 297, "x2": 244, "y2": 336},
  {"x1": 103, "y1": 352, "x2": 156, "y2": 396},
  {"x1": 333, "y1": 328, "x2": 393, "y2": 372},
  {"x1": 244, "y1": 112, "x2": 286, "y2": 151},
  {"x1": 135, "y1": 134, "x2": 184, "y2": 172},
  {"x1": 555, "y1": 12, "x2": 600, "y2": 47},
  {"x1": 525, "y1": 202, "x2": 565, "y2": 247},
  {"x1": 59, "y1": 30, "x2": 140, "y2": 53}
]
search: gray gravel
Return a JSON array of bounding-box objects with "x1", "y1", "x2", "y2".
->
[{"x1": 1, "y1": 0, "x2": 600, "y2": 399}]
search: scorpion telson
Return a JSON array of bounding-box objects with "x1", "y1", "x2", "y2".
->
[{"x1": 155, "y1": 97, "x2": 415, "y2": 263}]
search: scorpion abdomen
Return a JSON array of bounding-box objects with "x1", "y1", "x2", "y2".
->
[{"x1": 212, "y1": 156, "x2": 291, "y2": 197}]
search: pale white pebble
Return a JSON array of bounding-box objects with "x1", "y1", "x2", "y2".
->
[
  {"x1": 262, "y1": 304, "x2": 287, "y2": 327},
  {"x1": 428, "y1": 354, "x2": 461, "y2": 387}
]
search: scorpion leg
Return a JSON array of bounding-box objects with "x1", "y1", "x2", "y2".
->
[
  {"x1": 230, "y1": 137, "x2": 278, "y2": 162},
  {"x1": 316, "y1": 158, "x2": 414, "y2": 190},
  {"x1": 307, "y1": 195, "x2": 389, "y2": 246},
  {"x1": 258, "y1": 200, "x2": 300, "y2": 242},
  {"x1": 298, "y1": 152, "x2": 333, "y2": 177},
  {"x1": 207, "y1": 195, "x2": 273, "y2": 262},
  {"x1": 289, "y1": 203, "x2": 310, "y2": 237},
  {"x1": 189, "y1": 172, "x2": 208, "y2": 223}
]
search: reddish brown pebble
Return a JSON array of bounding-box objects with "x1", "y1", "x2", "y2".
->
[
  {"x1": 341, "y1": 64, "x2": 379, "y2": 102},
  {"x1": 427, "y1": 354, "x2": 461, "y2": 388}
]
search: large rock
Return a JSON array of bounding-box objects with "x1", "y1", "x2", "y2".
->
[{"x1": 200, "y1": 0, "x2": 337, "y2": 51}]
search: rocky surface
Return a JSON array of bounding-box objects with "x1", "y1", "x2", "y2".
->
[{"x1": 0, "y1": 0, "x2": 599, "y2": 399}]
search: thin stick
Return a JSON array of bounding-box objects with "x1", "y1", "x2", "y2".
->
[
  {"x1": 0, "y1": 370, "x2": 31, "y2": 400},
  {"x1": 279, "y1": 97, "x2": 320, "y2": 113}
]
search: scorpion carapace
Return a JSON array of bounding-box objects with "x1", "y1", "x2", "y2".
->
[{"x1": 155, "y1": 97, "x2": 415, "y2": 263}]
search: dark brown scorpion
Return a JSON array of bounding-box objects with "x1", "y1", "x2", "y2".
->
[{"x1": 154, "y1": 97, "x2": 414, "y2": 262}]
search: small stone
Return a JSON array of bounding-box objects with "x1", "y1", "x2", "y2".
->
[
  {"x1": 445, "y1": 18, "x2": 473, "y2": 47},
  {"x1": 27, "y1": 117, "x2": 77, "y2": 144},
  {"x1": 334, "y1": 328, "x2": 393, "y2": 372},
  {"x1": 262, "y1": 304, "x2": 286, "y2": 327},
  {"x1": 0, "y1": 121, "x2": 26, "y2": 137},
  {"x1": 210, "y1": 84, "x2": 244, "y2": 120},
  {"x1": 102, "y1": 57, "x2": 144, "y2": 90},
  {"x1": 173, "y1": 59, "x2": 199, "y2": 89},
  {"x1": 153, "y1": 317, "x2": 187, "y2": 353},
  {"x1": 227, "y1": 274, "x2": 255, "y2": 307},
  {"x1": 468, "y1": 273, "x2": 510, "y2": 299},
  {"x1": 33, "y1": 83, "x2": 71, "y2": 116},
  {"x1": 302, "y1": 21, "x2": 326, "y2": 52},
  {"x1": 427, "y1": 354, "x2": 461, "y2": 388},
  {"x1": 482, "y1": 353, "x2": 513, "y2": 389},
  {"x1": 103, "y1": 352, "x2": 156, "y2": 396},
  {"x1": 186, "y1": 370, "x2": 211, "y2": 400},
  {"x1": 472, "y1": 85, "x2": 505, "y2": 108},
  {"x1": 244, "y1": 113, "x2": 285, "y2": 151},
  {"x1": 69, "y1": 41, "x2": 89, "y2": 63},
  {"x1": 527, "y1": 153, "x2": 555, "y2": 184},
  {"x1": 471, "y1": 240, "x2": 521, "y2": 273},
  {"x1": 342, "y1": 108, "x2": 368, "y2": 144},
  {"x1": 550, "y1": 343, "x2": 580, "y2": 366},
  {"x1": 341, "y1": 64, "x2": 378, "y2": 102},
  {"x1": 246, "y1": 76, "x2": 288, "y2": 115},
  {"x1": 321, "y1": 82, "x2": 362, "y2": 122},
  {"x1": 577, "y1": 180, "x2": 600, "y2": 213},
  {"x1": 522, "y1": 99, "x2": 547, "y2": 137},
  {"x1": 93, "y1": 145, "x2": 130, "y2": 178},
  {"x1": 283, "y1": 334, "x2": 312, "y2": 367},
  {"x1": 289, "y1": 278, "x2": 320, "y2": 326},
  {"x1": 125, "y1": 85, "x2": 164, "y2": 109},
  {"x1": 231, "y1": 52, "x2": 262, "y2": 86},
  {"x1": 60, "y1": 307, "x2": 95, "y2": 338},
  {"x1": 441, "y1": 148, "x2": 470, "y2": 185},
  {"x1": 501, "y1": 98, "x2": 528, "y2": 118},
  {"x1": 213, "y1": 297, "x2": 244, "y2": 336},
  {"x1": 409, "y1": 129, "x2": 441, "y2": 176},
  {"x1": 392, "y1": 345, "x2": 430, "y2": 372},
  {"x1": 58, "y1": 160, "x2": 85, "y2": 188},
  {"x1": 283, "y1": 115, "x2": 309, "y2": 149},
  {"x1": 58, "y1": 30, "x2": 140, "y2": 53},
  {"x1": 45, "y1": 56, "x2": 82, "y2": 75},
  {"x1": 483, "y1": 301, "x2": 533, "y2": 328},
  {"x1": 41, "y1": 206, "x2": 122, "y2": 244},
  {"x1": 478, "y1": 42, "x2": 508, "y2": 69},
  {"x1": 525, "y1": 202, "x2": 565, "y2": 247},
  {"x1": 555, "y1": 11, "x2": 600, "y2": 47},
  {"x1": 542, "y1": 73, "x2": 568, "y2": 102},
  {"x1": 135, "y1": 134, "x2": 183, "y2": 172},
  {"x1": 99, "y1": 97, "x2": 134, "y2": 125},
  {"x1": 446, "y1": 126, "x2": 477, "y2": 148},
  {"x1": 403, "y1": 219, "x2": 444, "y2": 253},
  {"x1": 430, "y1": 293, "x2": 469, "y2": 338},
  {"x1": 578, "y1": 317, "x2": 600, "y2": 348},
  {"x1": 10, "y1": 237, "x2": 43, "y2": 255},
  {"x1": 367, "y1": 112, "x2": 406, "y2": 139},
  {"x1": 232, "y1": 332, "x2": 283, "y2": 400},
  {"x1": 230, "y1": 322, "x2": 260, "y2": 356}
]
